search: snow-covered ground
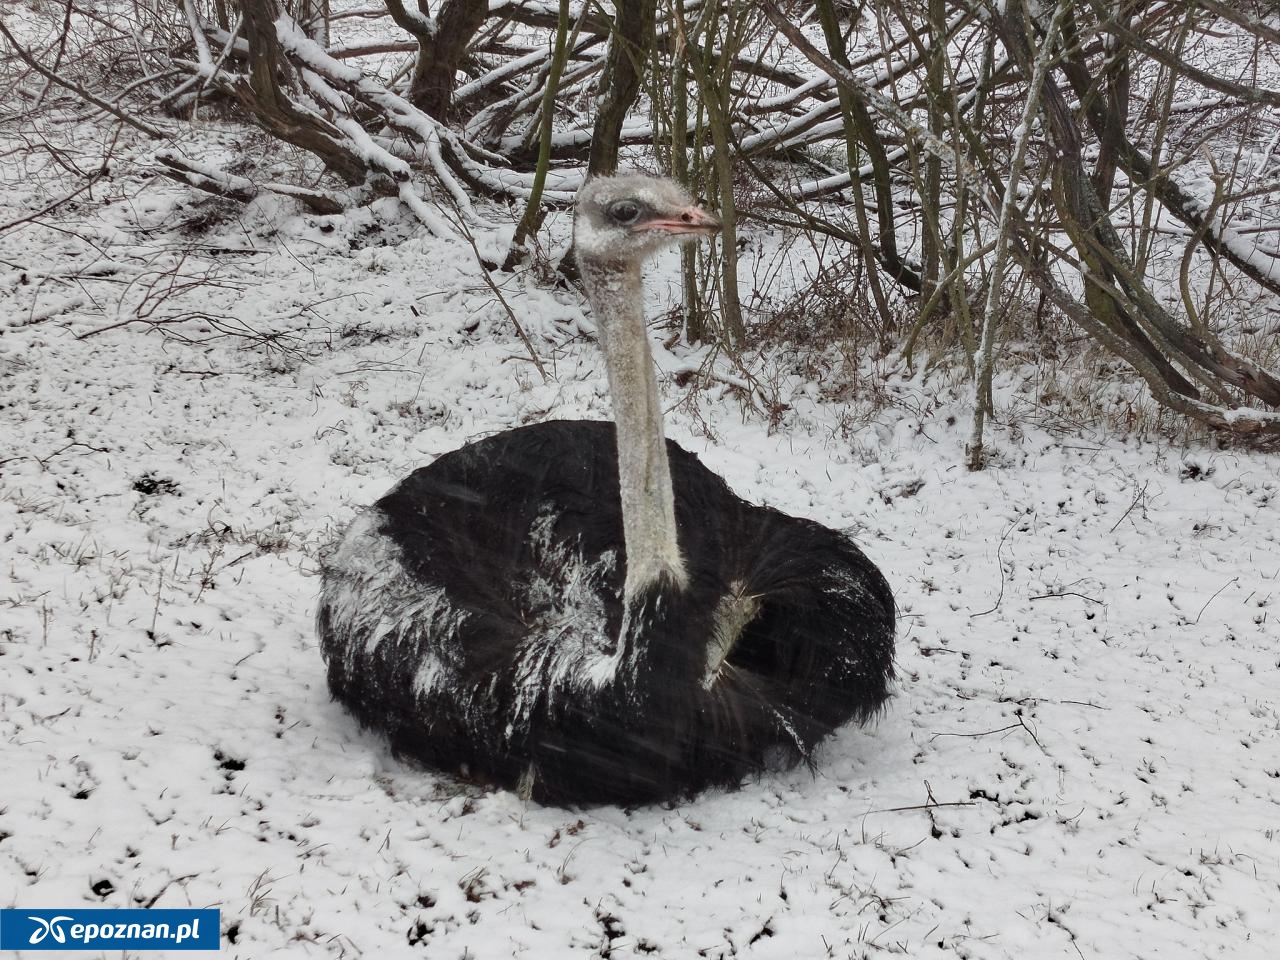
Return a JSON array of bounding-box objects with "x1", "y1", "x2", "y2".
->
[{"x1": 2, "y1": 136, "x2": 1279, "y2": 960}]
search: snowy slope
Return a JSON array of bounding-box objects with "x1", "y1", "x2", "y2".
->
[{"x1": 2, "y1": 153, "x2": 1279, "y2": 960}]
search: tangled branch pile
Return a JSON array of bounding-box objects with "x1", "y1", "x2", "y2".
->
[{"x1": 3, "y1": 0, "x2": 1279, "y2": 446}]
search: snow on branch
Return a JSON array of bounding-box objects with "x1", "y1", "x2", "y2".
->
[{"x1": 154, "y1": 151, "x2": 347, "y2": 215}]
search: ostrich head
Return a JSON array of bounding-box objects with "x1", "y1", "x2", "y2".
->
[{"x1": 573, "y1": 173, "x2": 720, "y2": 267}]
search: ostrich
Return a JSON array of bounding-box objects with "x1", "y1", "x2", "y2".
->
[{"x1": 317, "y1": 173, "x2": 895, "y2": 805}]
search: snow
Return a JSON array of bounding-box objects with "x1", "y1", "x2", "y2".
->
[
  {"x1": 278, "y1": 17, "x2": 363, "y2": 84},
  {"x1": 2, "y1": 76, "x2": 1279, "y2": 960},
  {"x1": 2, "y1": 177, "x2": 1277, "y2": 959},
  {"x1": 1217, "y1": 223, "x2": 1280, "y2": 285}
]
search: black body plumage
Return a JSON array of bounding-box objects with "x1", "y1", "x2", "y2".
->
[{"x1": 318, "y1": 420, "x2": 895, "y2": 805}]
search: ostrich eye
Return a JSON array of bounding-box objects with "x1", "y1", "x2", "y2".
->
[{"x1": 609, "y1": 200, "x2": 641, "y2": 225}]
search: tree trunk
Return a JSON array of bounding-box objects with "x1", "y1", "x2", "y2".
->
[
  {"x1": 587, "y1": 0, "x2": 657, "y2": 176},
  {"x1": 234, "y1": 0, "x2": 368, "y2": 184},
  {"x1": 384, "y1": 0, "x2": 489, "y2": 119}
]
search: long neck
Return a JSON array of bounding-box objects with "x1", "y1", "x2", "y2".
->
[{"x1": 582, "y1": 260, "x2": 687, "y2": 600}]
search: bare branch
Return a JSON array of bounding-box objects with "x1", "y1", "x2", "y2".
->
[{"x1": 0, "y1": 18, "x2": 168, "y2": 138}]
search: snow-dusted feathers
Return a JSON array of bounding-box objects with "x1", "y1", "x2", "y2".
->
[{"x1": 318, "y1": 421, "x2": 895, "y2": 804}]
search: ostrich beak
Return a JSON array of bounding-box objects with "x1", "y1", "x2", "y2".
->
[{"x1": 636, "y1": 205, "x2": 721, "y2": 237}]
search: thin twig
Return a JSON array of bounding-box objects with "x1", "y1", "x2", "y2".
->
[
  {"x1": 1108, "y1": 480, "x2": 1149, "y2": 533},
  {"x1": 969, "y1": 513, "x2": 1022, "y2": 618},
  {"x1": 0, "y1": 169, "x2": 105, "y2": 235},
  {"x1": 1015, "y1": 712, "x2": 1045, "y2": 752},
  {"x1": 1194, "y1": 577, "x2": 1238, "y2": 625},
  {"x1": 448, "y1": 212, "x2": 549, "y2": 382},
  {"x1": 1029, "y1": 590, "x2": 1102, "y2": 604},
  {"x1": 932, "y1": 716, "x2": 1045, "y2": 753},
  {"x1": 863, "y1": 800, "x2": 975, "y2": 815},
  {"x1": 930, "y1": 722, "x2": 1023, "y2": 740}
]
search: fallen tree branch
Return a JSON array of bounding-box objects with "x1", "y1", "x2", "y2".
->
[{"x1": 154, "y1": 151, "x2": 347, "y2": 215}]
